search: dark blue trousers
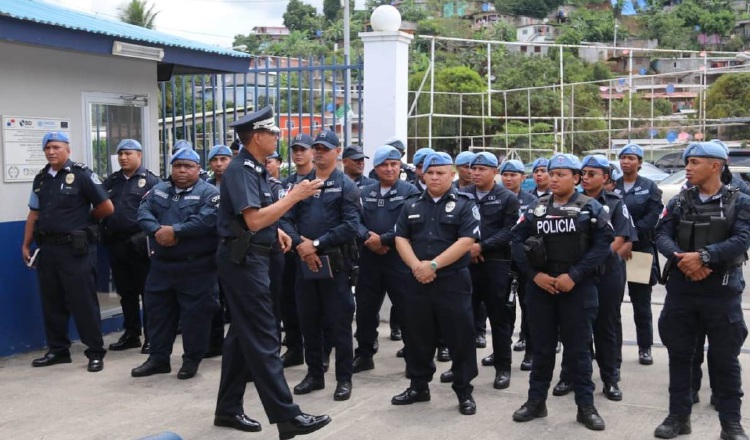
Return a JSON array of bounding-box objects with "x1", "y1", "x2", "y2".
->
[
  {"x1": 470, "y1": 259, "x2": 513, "y2": 370},
  {"x1": 627, "y1": 281, "x2": 654, "y2": 350},
  {"x1": 108, "y1": 238, "x2": 150, "y2": 338}
]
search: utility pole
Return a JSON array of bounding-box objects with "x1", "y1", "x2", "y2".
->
[{"x1": 343, "y1": 0, "x2": 352, "y2": 146}]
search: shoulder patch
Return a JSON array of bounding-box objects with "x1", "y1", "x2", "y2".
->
[
  {"x1": 72, "y1": 162, "x2": 88, "y2": 170},
  {"x1": 472, "y1": 205, "x2": 481, "y2": 220},
  {"x1": 210, "y1": 194, "x2": 220, "y2": 207},
  {"x1": 90, "y1": 173, "x2": 102, "y2": 185}
]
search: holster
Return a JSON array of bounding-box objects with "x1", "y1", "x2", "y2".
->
[
  {"x1": 349, "y1": 265, "x2": 360, "y2": 288},
  {"x1": 128, "y1": 231, "x2": 149, "y2": 257},
  {"x1": 324, "y1": 248, "x2": 346, "y2": 272},
  {"x1": 70, "y1": 230, "x2": 89, "y2": 256},
  {"x1": 523, "y1": 236, "x2": 547, "y2": 269},
  {"x1": 229, "y1": 219, "x2": 255, "y2": 265},
  {"x1": 659, "y1": 255, "x2": 676, "y2": 285}
]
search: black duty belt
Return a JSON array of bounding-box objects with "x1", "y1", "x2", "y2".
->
[
  {"x1": 37, "y1": 233, "x2": 73, "y2": 245},
  {"x1": 483, "y1": 249, "x2": 512, "y2": 260},
  {"x1": 545, "y1": 262, "x2": 575, "y2": 274},
  {"x1": 154, "y1": 251, "x2": 216, "y2": 262},
  {"x1": 220, "y1": 237, "x2": 272, "y2": 256}
]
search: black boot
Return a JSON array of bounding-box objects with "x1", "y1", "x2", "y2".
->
[
  {"x1": 654, "y1": 414, "x2": 691, "y2": 439},
  {"x1": 512, "y1": 400, "x2": 547, "y2": 422},
  {"x1": 577, "y1": 405, "x2": 605, "y2": 431},
  {"x1": 720, "y1": 421, "x2": 749, "y2": 440}
]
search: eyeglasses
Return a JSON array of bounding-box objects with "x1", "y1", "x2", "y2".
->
[{"x1": 582, "y1": 171, "x2": 603, "y2": 178}]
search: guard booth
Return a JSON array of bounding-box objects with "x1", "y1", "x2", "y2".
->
[{"x1": 0, "y1": 0, "x2": 250, "y2": 356}]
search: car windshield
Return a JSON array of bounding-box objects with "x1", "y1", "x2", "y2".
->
[{"x1": 658, "y1": 169, "x2": 686, "y2": 185}]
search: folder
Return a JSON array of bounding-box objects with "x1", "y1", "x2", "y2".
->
[
  {"x1": 301, "y1": 255, "x2": 334, "y2": 280},
  {"x1": 626, "y1": 251, "x2": 653, "y2": 284}
]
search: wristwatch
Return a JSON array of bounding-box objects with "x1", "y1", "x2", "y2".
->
[
  {"x1": 312, "y1": 239, "x2": 320, "y2": 249},
  {"x1": 698, "y1": 248, "x2": 710, "y2": 266},
  {"x1": 430, "y1": 260, "x2": 438, "y2": 270}
]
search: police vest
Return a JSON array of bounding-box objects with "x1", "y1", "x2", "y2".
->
[
  {"x1": 676, "y1": 187, "x2": 746, "y2": 267},
  {"x1": 531, "y1": 194, "x2": 593, "y2": 267}
]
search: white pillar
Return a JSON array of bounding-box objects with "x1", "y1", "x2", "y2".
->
[{"x1": 359, "y1": 7, "x2": 413, "y2": 173}]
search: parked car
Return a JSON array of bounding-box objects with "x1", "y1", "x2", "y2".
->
[
  {"x1": 610, "y1": 161, "x2": 670, "y2": 184},
  {"x1": 658, "y1": 165, "x2": 750, "y2": 205}
]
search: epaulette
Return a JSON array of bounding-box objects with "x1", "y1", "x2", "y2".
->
[
  {"x1": 405, "y1": 192, "x2": 421, "y2": 200},
  {"x1": 243, "y1": 159, "x2": 264, "y2": 173},
  {"x1": 269, "y1": 176, "x2": 281, "y2": 184},
  {"x1": 604, "y1": 190, "x2": 622, "y2": 200},
  {"x1": 72, "y1": 162, "x2": 88, "y2": 170},
  {"x1": 147, "y1": 169, "x2": 160, "y2": 178}
]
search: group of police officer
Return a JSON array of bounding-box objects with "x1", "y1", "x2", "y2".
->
[{"x1": 22, "y1": 105, "x2": 749, "y2": 439}]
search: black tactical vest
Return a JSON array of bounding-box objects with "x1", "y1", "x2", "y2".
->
[{"x1": 531, "y1": 194, "x2": 593, "y2": 269}]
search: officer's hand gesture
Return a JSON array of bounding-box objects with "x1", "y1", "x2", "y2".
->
[
  {"x1": 302, "y1": 253, "x2": 323, "y2": 272},
  {"x1": 674, "y1": 252, "x2": 703, "y2": 275},
  {"x1": 470, "y1": 243, "x2": 484, "y2": 263},
  {"x1": 618, "y1": 241, "x2": 633, "y2": 261},
  {"x1": 155, "y1": 225, "x2": 178, "y2": 247},
  {"x1": 364, "y1": 232, "x2": 388, "y2": 254},
  {"x1": 554, "y1": 274, "x2": 575, "y2": 292},
  {"x1": 297, "y1": 236, "x2": 317, "y2": 259},
  {"x1": 533, "y1": 272, "x2": 559, "y2": 295},
  {"x1": 287, "y1": 179, "x2": 324, "y2": 201},
  {"x1": 278, "y1": 228, "x2": 292, "y2": 253},
  {"x1": 413, "y1": 261, "x2": 437, "y2": 284}
]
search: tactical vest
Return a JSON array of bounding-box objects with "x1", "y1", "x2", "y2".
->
[
  {"x1": 676, "y1": 187, "x2": 746, "y2": 267},
  {"x1": 531, "y1": 194, "x2": 593, "y2": 271}
]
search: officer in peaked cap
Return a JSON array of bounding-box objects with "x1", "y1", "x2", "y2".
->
[
  {"x1": 511, "y1": 153, "x2": 613, "y2": 431},
  {"x1": 342, "y1": 145, "x2": 377, "y2": 189}
]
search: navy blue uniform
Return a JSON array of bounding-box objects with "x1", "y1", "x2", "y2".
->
[
  {"x1": 102, "y1": 167, "x2": 160, "y2": 340},
  {"x1": 512, "y1": 193, "x2": 613, "y2": 406},
  {"x1": 268, "y1": 176, "x2": 286, "y2": 339},
  {"x1": 395, "y1": 188, "x2": 481, "y2": 396},
  {"x1": 655, "y1": 186, "x2": 750, "y2": 424},
  {"x1": 279, "y1": 172, "x2": 307, "y2": 357},
  {"x1": 349, "y1": 174, "x2": 377, "y2": 189},
  {"x1": 30, "y1": 160, "x2": 109, "y2": 360},
  {"x1": 512, "y1": 190, "x2": 538, "y2": 354},
  {"x1": 214, "y1": 149, "x2": 302, "y2": 423},
  {"x1": 461, "y1": 184, "x2": 519, "y2": 372},
  {"x1": 354, "y1": 180, "x2": 419, "y2": 360},
  {"x1": 368, "y1": 162, "x2": 417, "y2": 182},
  {"x1": 614, "y1": 175, "x2": 663, "y2": 352},
  {"x1": 137, "y1": 178, "x2": 220, "y2": 367},
  {"x1": 280, "y1": 168, "x2": 362, "y2": 382}
]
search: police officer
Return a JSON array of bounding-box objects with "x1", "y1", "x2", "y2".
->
[
  {"x1": 391, "y1": 152, "x2": 480, "y2": 416},
  {"x1": 131, "y1": 147, "x2": 220, "y2": 380},
  {"x1": 266, "y1": 151, "x2": 283, "y2": 180},
  {"x1": 408, "y1": 147, "x2": 435, "y2": 194},
  {"x1": 453, "y1": 151, "x2": 477, "y2": 190},
  {"x1": 280, "y1": 129, "x2": 362, "y2": 402},
  {"x1": 172, "y1": 139, "x2": 209, "y2": 181},
  {"x1": 213, "y1": 107, "x2": 331, "y2": 438},
  {"x1": 530, "y1": 157, "x2": 551, "y2": 198},
  {"x1": 511, "y1": 154, "x2": 612, "y2": 431},
  {"x1": 352, "y1": 145, "x2": 419, "y2": 373},
  {"x1": 342, "y1": 145, "x2": 377, "y2": 188},
  {"x1": 653, "y1": 142, "x2": 749, "y2": 440},
  {"x1": 615, "y1": 143, "x2": 663, "y2": 366},
  {"x1": 207, "y1": 144, "x2": 233, "y2": 188},
  {"x1": 22, "y1": 132, "x2": 113, "y2": 372},
  {"x1": 102, "y1": 139, "x2": 160, "y2": 353},
  {"x1": 267, "y1": 152, "x2": 287, "y2": 342},
  {"x1": 367, "y1": 137, "x2": 417, "y2": 182},
  {"x1": 552, "y1": 155, "x2": 636, "y2": 401}
]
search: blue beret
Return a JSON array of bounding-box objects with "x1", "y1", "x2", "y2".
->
[
  {"x1": 683, "y1": 141, "x2": 728, "y2": 163},
  {"x1": 581, "y1": 154, "x2": 609, "y2": 170},
  {"x1": 709, "y1": 139, "x2": 729, "y2": 154},
  {"x1": 313, "y1": 130, "x2": 339, "y2": 149},
  {"x1": 171, "y1": 147, "x2": 201, "y2": 164},
  {"x1": 610, "y1": 165, "x2": 623, "y2": 181},
  {"x1": 413, "y1": 147, "x2": 435, "y2": 166},
  {"x1": 173, "y1": 140, "x2": 193, "y2": 152},
  {"x1": 342, "y1": 145, "x2": 368, "y2": 160},
  {"x1": 267, "y1": 151, "x2": 281, "y2": 160},
  {"x1": 470, "y1": 152, "x2": 498, "y2": 168},
  {"x1": 619, "y1": 143, "x2": 644, "y2": 159},
  {"x1": 373, "y1": 145, "x2": 401, "y2": 167},
  {"x1": 42, "y1": 131, "x2": 69, "y2": 149},
  {"x1": 208, "y1": 145, "x2": 232, "y2": 161},
  {"x1": 384, "y1": 136, "x2": 405, "y2": 153},
  {"x1": 291, "y1": 133, "x2": 313, "y2": 149},
  {"x1": 532, "y1": 157, "x2": 549, "y2": 171},
  {"x1": 499, "y1": 159, "x2": 525, "y2": 174},
  {"x1": 548, "y1": 153, "x2": 582, "y2": 171},
  {"x1": 115, "y1": 139, "x2": 142, "y2": 153},
  {"x1": 455, "y1": 151, "x2": 477, "y2": 166},
  {"x1": 422, "y1": 152, "x2": 453, "y2": 173},
  {"x1": 230, "y1": 105, "x2": 280, "y2": 134}
]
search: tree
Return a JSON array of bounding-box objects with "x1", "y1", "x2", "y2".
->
[
  {"x1": 232, "y1": 33, "x2": 267, "y2": 55},
  {"x1": 494, "y1": 0, "x2": 564, "y2": 19},
  {"x1": 323, "y1": 0, "x2": 340, "y2": 22},
  {"x1": 118, "y1": 0, "x2": 159, "y2": 29},
  {"x1": 283, "y1": 0, "x2": 320, "y2": 38},
  {"x1": 706, "y1": 73, "x2": 750, "y2": 119}
]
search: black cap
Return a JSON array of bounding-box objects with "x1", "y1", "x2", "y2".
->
[
  {"x1": 384, "y1": 136, "x2": 405, "y2": 153},
  {"x1": 290, "y1": 133, "x2": 313, "y2": 149},
  {"x1": 230, "y1": 105, "x2": 280, "y2": 134},
  {"x1": 229, "y1": 139, "x2": 241, "y2": 151},
  {"x1": 342, "y1": 145, "x2": 368, "y2": 160},
  {"x1": 312, "y1": 130, "x2": 340, "y2": 149}
]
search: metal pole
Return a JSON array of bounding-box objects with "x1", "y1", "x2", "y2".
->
[
  {"x1": 627, "y1": 50, "x2": 633, "y2": 142},
  {"x1": 559, "y1": 46, "x2": 565, "y2": 153},
  {"x1": 650, "y1": 74, "x2": 655, "y2": 157},
  {"x1": 486, "y1": 43, "x2": 492, "y2": 118},
  {"x1": 701, "y1": 51, "x2": 708, "y2": 134},
  {"x1": 504, "y1": 91, "x2": 509, "y2": 148},
  {"x1": 429, "y1": 38, "x2": 435, "y2": 147},
  {"x1": 459, "y1": 93, "x2": 463, "y2": 145},
  {"x1": 571, "y1": 84, "x2": 575, "y2": 151},
  {"x1": 343, "y1": 0, "x2": 352, "y2": 146},
  {"x1": 527, "y1": 88, "x2": 532, "y2": 155}
]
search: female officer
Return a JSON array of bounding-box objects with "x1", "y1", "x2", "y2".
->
[
  {"x1": 615, "y1": 144, "x2": 663, "y2": 366},
  {"x1": 511, "y1": 154, "x2": 613, "y2": 431}
]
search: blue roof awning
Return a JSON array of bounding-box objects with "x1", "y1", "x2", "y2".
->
[{"x1": 0, "y1": 0, "x2": 251, "y2": 76}]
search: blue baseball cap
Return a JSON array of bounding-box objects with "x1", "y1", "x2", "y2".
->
[
  {"x1": 173, "y1": 140, "x2": 193, "y2": 152},
  {"x1": 422, "y1": 152, "x2": 453, "y2": 173},
  {"x1": 267, "y1": 151, "x2": 281, "y2": 160},
  {"x1": 115, "y1": 139, "x2": 142, "y2": 153},
  {"x1": 291, "y1": 133, "x2": 313, "y2": 149},
  {"x1": 42, "y1": 131, "x2": 69, "y2": 149},
  {"x1": 342, "y1": 145, "x2": 368, "y2": 160},
  {"x1": 683, "y1": 141, "x2": 728, "y2": 163},
  {"x1": 470, "y1": 152, "x2": 498, "y2": 168},
  {"x1": 171, "y1": 147, "x2": 201, "y2": 164},
  {"x1": 313, "y1": 130, "x2": 340, "y2": 149},
  {"x1": 208, "y1": 145, "x2": 232, "y2": 161},
  {"x1": 413, "y1": 147, "x2": 435, "y2": 166},
  {"x1": 548, "y1": 153, "x2": 582, "y2": 171},
  {"x1": 581, "y1": 154, "x2": 610, "y2": 170},
  {"x1": 384, "y1": 136, "x2": 406, "y2": 153},
  {"x1": 532, "y1": 157, "x2": 549, "y2": 171},
  {"x1": 499, "y1": 159, "x2": 525, "y2": 174},
  {"x1": 455, "y1": 151, "x2": 477, "y2": 166},
  {"x1": 619, "y1": 143, "x2": 644, "y2": 159},
  {"x1": 373, "y1": 145, "x2": 401, "y2": 167}
]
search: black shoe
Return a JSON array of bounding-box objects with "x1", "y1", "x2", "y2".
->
[
  {"x1": 603, "y1": 382, "x2": 622, "y2": 401},
  {"x1": 396, "y1": 348, "x2": 405, "y2": 358},
  {"x1": 87, "y1": 358, "x2": 104, "y2": 373},
  {"x1": 555, "y1": 341, "x2": 561, "y2": 354},
  {"x1": 639, "y1": 348, "x2": 653, "y2": 365},
  {"x1": 721, "y1": 420, "x2": 749, "y2": 440},
  {"x1": 577, "y1": 405, "x2": 605, "y2": 431},
  {"x1": 277, "y1": 413, "x2": 331, "y2": 440},
  {"x1": 293, "y1": 374, "x2": 325, "y2": 395},
  {"x1": 440, "y1": 369, "x2": 454, "y2": 383},
  {"x1": 333, "y1": 380, "x2": 352, "y2": 401},
  {"x1": 692, "y1": 391, "x2": 700, "y2": 404},
  {"x1": 475, "y1": 335, "x2": 487, "y2": 348},
  {"x1": 131, "y1": 359, "x2": 171, "y2": 377},
  {"x1": 513, "y1": 339, "x2": 526, "y2": 352},
  {"x1": 391, "y1": 387, "x2": 431, "y2": 405},
  {"x1": 552, "y1": 380, "x2": 572, "y2": 396},
  {"x1": 203, "y1": 346, "x2": 223, "y2": 359},
  {"x1": 458, "y1": 394, "x2": 476, "y2": 415},
  {"x1": 281, "y1": 350, "x2": 304, "y2": 368},
  {"x1": 481, "y1": 353, "x2": 494, "y2": 366},
  {"x1": 177, "y1": 362, "x2": 199, "y2": 380},
  {"x1": 31, "y1": 352, "x2": 72, "y2": 368},
  {"x1": 520, "y1": 353, "x2": 533, "y2": 371},
  {"x1": 390, "y1": 328, "x2": 402, "y2": 341},
  {"x1": 654, "y1": 414, "x2": 691, "y2": 438},
  {"x1": 214, "y1": 414, "x2": 262, "y2": 432},
  {"x1": 109, "y1": 333, "x2": 142, "y2": 351},
  {"x1": 352, "y1": 355, "x2": 374, "y2": 373},
  {"x1": 513, "y1": 400, "x2": 547, "y2": 422},
  {"x1": 436, "y1": 346, "x2": 451, "y2": 362},
  {"x1": 711, "y1": 393, "x2": 717, "y2": 408},
  {"x1": 140, "y1": 341, "x2": 151, "y2": 354},
  {"x1": 494, "y1": 370, "x2": 510, "y2": 390}
]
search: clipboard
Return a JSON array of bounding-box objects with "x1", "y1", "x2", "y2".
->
[
  {"x1": 626, "y1": 251, "x2": 653, "y2": 284},
  {"x1": 301, "y1": 255, "x2": 334, "y2": 280}
]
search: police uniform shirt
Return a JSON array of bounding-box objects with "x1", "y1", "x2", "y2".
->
[
  {"x1": 268, "y1": 176, "x2": 284, "y2": 202},
  {"x1": 102, "y1": 166, "x2": 160, "y2": 234},
  {"x1": 368, "y1": 162, "x2": 416, "y2": 182},
  {"x1": 530, "y1": 186, "x2": 550, "y2": 198},
  {"x1": 360, "y1": 179, "x2": 419, "y2": 255},
  {"x1": 395, "y1": 187, "x2": 481, "y2": 272},
  {"x1": 597, "y1": 191, "x2": 638, "y2": 245},
  {"x1": 408, "y1": 178, "x2": 428, "y2": 194},
  {"x1": 614, "y1": 175, "x2": 663, "y2": 250},
  {"x1": 350, "y1": 174, "x2": 378, "y2": 189},
  {"x1": 29, "y1": 159, "x2": 109, "y2": 234},
  {"x1": 216, "y1": 148, "x2": 277, "y2": 246},
  {"x1": 460, "y1": 183, "x2": 519, "y2": 257},
  {"x1": 655, "y1": 185, "x2": 750, "y2": 295}
]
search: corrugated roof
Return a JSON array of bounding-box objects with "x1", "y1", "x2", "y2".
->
[{"x1": 0, "y1": 0, "x2": 249, "y2": 58}]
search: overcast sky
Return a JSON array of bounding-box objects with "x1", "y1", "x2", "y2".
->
[{"x1": 45, "y1": 0, "x2": 361, "y2": 49}]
